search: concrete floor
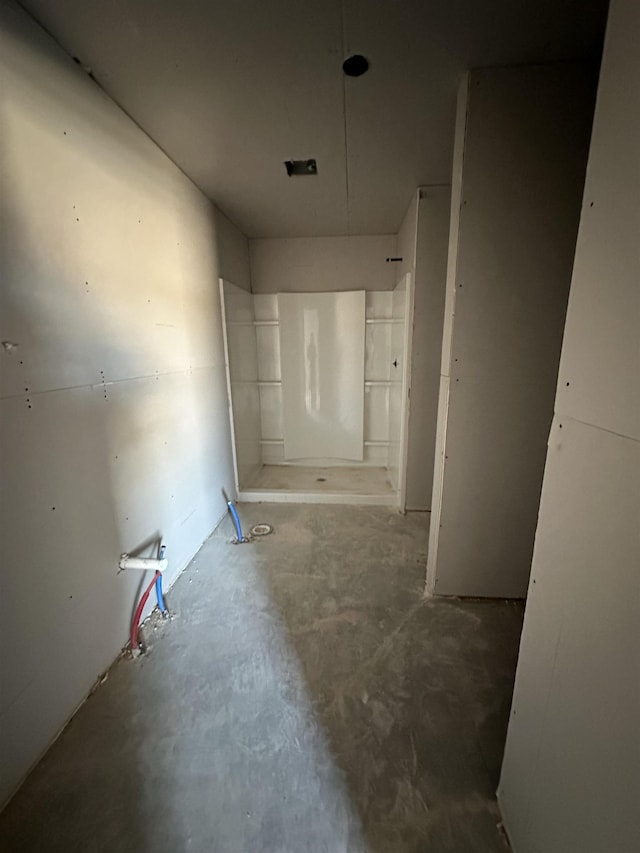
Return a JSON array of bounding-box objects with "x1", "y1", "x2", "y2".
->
[{"x1": 0, "y1": 505, "x2": 523, "y2": 853}]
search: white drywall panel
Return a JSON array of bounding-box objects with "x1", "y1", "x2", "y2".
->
[
  {"x1": 220, "y1": 281, "x2": 261, "y2": 490},
  {"x1": 499, "y1": 4, "x2": 640, "y2": 850},
  {"x1": 433, "y1": 376, "x2": 555, "y2": 597},
  {"x1": 427, "y1": 77, "x2": 468, "y2": 590},
  {"x1": 427, "y1": 63, "x2": 596, "y2": 598},
  {"x1": 387, "y1": 275, "x2": 410, "y2": 493},
  {"x1": 214, "y1": 208, "x2": 252, "y2": 293},
  {"x1": 253, "y1": 294, "x2": 279, "y2": 321},
  {"x1": 499, "y1": 420, "x2": 640, "y2": 851},
  {"x1": 249, "y1": 235, "x2": 396, "y2": 293},
  {"x1": 553, "y1": 55, "x2": 640, "y2": 440},
  {"x1": 395, "y1": 193, "x2": 419, "y2": 284},
  {"x1": 0, "y1": 1, "x2": 242, "y2": 806},
  {"x1": 405, "y1": 186, "x2": 450, "y2": 510},
  {"x1": 278, "y1": 291, "x2": 365, "y2": 461}
]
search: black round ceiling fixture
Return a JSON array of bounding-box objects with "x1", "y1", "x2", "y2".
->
[{"x1": 342, "y1": 55, "x2": 369, "y2": 77}]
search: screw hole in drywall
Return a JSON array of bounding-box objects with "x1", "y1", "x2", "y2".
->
[
  {"x1": 316, "y1": 477, "x2": 326, "y2": 482},
  {"x1": 52, "y1": 506, "x2": 56, "y2": 511},
  {"x1": 566, "y1": 382, "x2": 570, "y2": 387},
  {"x1": 589, "y1": 201, "x2": 594, "y2": 207}
]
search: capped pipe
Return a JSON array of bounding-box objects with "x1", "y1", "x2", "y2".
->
[{"x1": 119, "y1": 554, "x2": 168, "y2": 573}]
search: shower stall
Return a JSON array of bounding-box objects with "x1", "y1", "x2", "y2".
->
[{"x1": 220, "y1": 276, "x2": 413, "y2": 507}]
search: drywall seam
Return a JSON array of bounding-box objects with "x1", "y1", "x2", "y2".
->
[
  {"x1": 554, "y1": 413, "x2": 640, "y2": 443},
  {"x1": 0, "y1": 366, "x2": 216, "y2": 402}
]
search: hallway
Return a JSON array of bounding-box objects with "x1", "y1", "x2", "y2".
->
[{"x1": 0, "y1": 505, "x2": 522, "y2": 853}]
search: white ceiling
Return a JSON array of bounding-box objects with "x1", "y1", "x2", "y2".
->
[{"x1": 20, "y1": 0, "x2": 608, "y2": 238}]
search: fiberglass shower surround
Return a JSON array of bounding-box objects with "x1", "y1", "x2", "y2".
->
[{"x1": 220, "y1": 278, "x2": 412, "y2": 507}]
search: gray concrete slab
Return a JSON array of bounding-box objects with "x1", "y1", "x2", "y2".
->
[{"x1": 0, "y1": 505, "x2": 522, "y2": 852}]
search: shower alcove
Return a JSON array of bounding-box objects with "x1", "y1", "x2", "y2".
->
[{"x1": 220, "y1": 277, "x2": 413, "y2": 507}]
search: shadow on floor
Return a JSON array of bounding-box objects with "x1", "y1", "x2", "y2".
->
[
  {"x1": 249, "y1": 504, "x2": 523, "y2": 852},
  {"x1": 0, "y1": 503, "x2": 523, "y2": 853}
]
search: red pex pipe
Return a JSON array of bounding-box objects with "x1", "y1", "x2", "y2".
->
[{"x1": 131, "y1": 570, "x2": 160, "y2": 651}]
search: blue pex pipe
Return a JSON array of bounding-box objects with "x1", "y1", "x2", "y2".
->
[
  {"x1": 227, "y1": 501, "x2": 244, "y2": 542},
  {"x1": 155, "y1": 573, "x2": 168, "y2": 616}
]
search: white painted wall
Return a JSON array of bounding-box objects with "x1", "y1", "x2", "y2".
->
[
  {"x1": 405, "y1": 187, "x2": 450, "y2": 510},
  {"x1": 0, "y1": 0, "x2": 246, "y2": 807},
  {"x1": 249, "y1": 235, "x2": 397, "y2": 293},
  {"x1": 498, "y1": 3, "x2": 640, "y2": 848},
  {"x1": 427, "y1": 63, "x2": 596, "y2": 598}
]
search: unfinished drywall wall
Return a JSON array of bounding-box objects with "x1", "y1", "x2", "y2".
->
[
  {"x1": 215, "y1": 209, "x2": 252, "y2": 292},
  {"x1": 498, "y1": 2, "x2": 640, "y2": 849},
  {"x1": 249, "y1": 235, "x2": 396, "y2": 293},
  {"x1": 394, "y1": 193, "x2": 418, "y2": 285},
  {"x1": 404, "y1": 187, "x2": 450, "y2": 510},
  {"x1": 426, "y1": 63, "x2": 596, "y2": 598},
  {"x1": 0, "y1": 0, "x2": 246, "y2": 806},
  {"x1": 219, "y1": 280, "x2": 262, "y2": 490}
]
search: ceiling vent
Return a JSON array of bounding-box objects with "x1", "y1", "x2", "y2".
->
[{"x1": 284, "y1": 159, "x2": 318, "y2": 177}]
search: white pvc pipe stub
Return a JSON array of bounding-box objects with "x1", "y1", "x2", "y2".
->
[{"x1": 119, "y1": 555, "x2": 168, "y2": 573}]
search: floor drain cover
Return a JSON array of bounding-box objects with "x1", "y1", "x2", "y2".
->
[
  {"x1": 250, "y1": 523, "x2": 273, "y2": 537},
  {"x1": 316, "y1": 477, "x2": 326, "y2": 482}
]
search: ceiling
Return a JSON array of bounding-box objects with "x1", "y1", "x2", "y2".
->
[{"x1": 20, "y1": 0, "x2": 608, "y2": 238}]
